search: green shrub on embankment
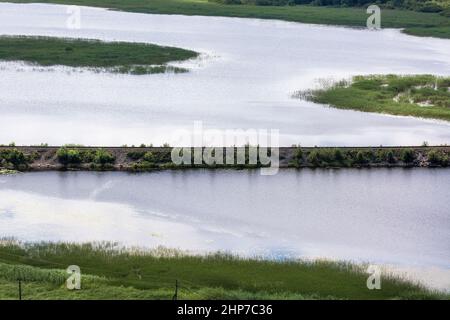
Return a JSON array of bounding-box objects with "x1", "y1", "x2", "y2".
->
[
  {"x1": 3, "y1": 0, "x2": 449, "y2": 38},
  {"x1": 57, "y1": 147, "x2": 115, "y2": 168},
  {"x1": 427, "y1": 149, "x2": 450, "y2": 166}
]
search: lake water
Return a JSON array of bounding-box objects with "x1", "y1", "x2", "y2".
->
[
  {"x1": 0, "y1": 3, "x2": 450, "y2": 146},
  {"x1": 0, "y1": 169, "x2": 449, "y2": 290}
]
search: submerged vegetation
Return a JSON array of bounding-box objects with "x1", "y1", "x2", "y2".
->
[
  {"x1": 296, "y1": 75, "x2": 450, "y2": 122},
  {"x1": 3, "y1": 0, "x2": 449, "y2": 38},
  {"x1": 0, "y1": 36, "x2": 198, "y2": 74},
  {"x1": 0, "y1": 241, "x2": 446, "y2": 300}
]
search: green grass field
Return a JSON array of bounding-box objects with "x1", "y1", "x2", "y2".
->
[
  {"x1": 0, "y1": 242, "x2": 446, "y2": 300},
  {"x1": 3, "y1": 0, "x2": 449, "y2": 38},
  {"x1": 0, "y1": 36, "x2": 198, "y2": 74},
  {"x1": 297, "y1": 74, "x2": 450, "y2": 122}
]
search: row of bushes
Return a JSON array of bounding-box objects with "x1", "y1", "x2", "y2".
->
[
  {"x1": 292, "y1": 148, "x2": 449, "y2": 167},
  {"x1": 209, "y1": 0, "x2": 449, "y2": 14},
  {"x1": 56, "y1": 147, "x2": 115, "y2": 166},
  {"x1": 2, "y1": 147, "x2": 448, "y2": 171}
]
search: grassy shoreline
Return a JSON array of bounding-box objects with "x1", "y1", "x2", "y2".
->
[
  {"x1": 0, "y1": 36, "x2": 198, "y2": 74},
  {"x1": 297, "y1": 75, "x2": 450, "y2": 122},
  {"x1": 0, "y1": 241, "x2": 446, "y2": 300},
  {"x1": 2, "y1": 0, "x2": 449, "y2": 39},
  {"x1": 1, "y1": 145, "x2": 449, "y2": 172}
]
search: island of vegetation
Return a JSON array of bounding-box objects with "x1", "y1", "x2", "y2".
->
[
  {"x1": 0, "y1": 36, "x2": 198, "y2": 74},
  {"x1": 3, "y1": 0, "x2": 449, "y2": 38},
  {"x1": 296, "y1": 74, "x2": 450, "y2": 122},
  {"x1": 0, "y1": 241, "x2": 447, "y2": 299},
  {"x1": 1, "y1": 145, "x2": 449, "y2": 172}
]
